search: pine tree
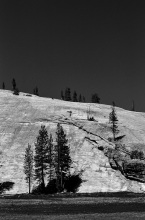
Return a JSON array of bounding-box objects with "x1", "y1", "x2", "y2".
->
[
  {"x1": 79, "y1": 94, "x2": 82, "y2": 102},
  {"x1": 34, "y1": 125, "x2": 49, "y2": 190},
  {"x1": 2, "y1": 82, "x2": 5, "y2": 90},
  {"x1": 91, "y1": 93, "x2": 100, "y2": 103},
  {"x1": 61, "y1": 90, "x2": 64, "y2": 100},
  {"x1": 55, "y1": 123, "x2": 72, "y2": 192},
  {"x1": 109, "y1": 102, "x2": 119, "y2": 141},
  {"x1": 47, "y1": 134, "x2": 55, "y2": 182},
  {"x1": 12, "y1": 78, "x2": 16, "y2": 91},
  {"x1": 33, "y1": 87, "x2": 39, "y2": 96},
  {"x1": 73, "y1": 91, "x2": 78, "y2": 102},
  {"x1": 13, "y1": 87, "x2": 19, "y2": 95},
  {"x1": 24, "y1": 144, "x2": 33, "y2": 194},
  {"x1": 132, "y1": 100, "x2": 135, "y2": 111},
  {"x1": 65, "y1": 88, "x2": 71, "y2": 101}
]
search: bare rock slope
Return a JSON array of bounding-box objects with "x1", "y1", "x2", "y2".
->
[{"x1": 0, "y1": 90, "x2": 145, "y2": 194}]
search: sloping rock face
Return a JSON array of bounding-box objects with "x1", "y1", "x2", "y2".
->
[{"x1": 0, "y1": 90, "x2": 145, "y2": 193}]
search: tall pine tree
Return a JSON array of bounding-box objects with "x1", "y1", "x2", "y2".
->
[
  {"x1": 33, "y1": 87, "x2": 39, "y2": 96},
  {"x1": 73, "y1": 91, "x2": 78, "y2": 102},
  {"x1": 55, "y1": 123, "x2": 72, "y2": 192},
  {"x1": 12, "y1": 78, "x2": 16, "y2": 91},
  {"x1": 65, "y1": 88, "x2": 71, "y2": 101},
  {"x1": 24, "y1": 144, "x2": 33, "y2": 194},
  {"x1": 2, "y1": 82, "x2": 5, "y2": 90},
  {"x1": 109, "y1": 102, "x2": 119, "y2": 141},
  {"x1": 47, "y1": 133, "x2": 55, "y2": 182},
  {"x1": 34, "y1": 125, "x2": 48, "y2": 190}
]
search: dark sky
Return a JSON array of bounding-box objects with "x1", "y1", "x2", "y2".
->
[{"x1": 0, "y1": 0, "x2": 145, "y2": 112}]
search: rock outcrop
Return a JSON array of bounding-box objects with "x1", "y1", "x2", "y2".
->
[{"x1": 0, "y1": 90, "x2": 145, "y2": 193}]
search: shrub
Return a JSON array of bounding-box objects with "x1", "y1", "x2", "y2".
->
[
  {"x1": 98, "y1": 146, "x2": 104, "y2": 151},
  {"x1": 130, "y1": 150, "x2": 144, "y2": 160},
  {"x1": 45, "y1": 179, "x2": 58, "y2": 194},
  {"x1": 13, "y1": 88, "x2": 19, "y2": 95},
  {"x1": 88, "y1": 116, "x2": 95, "y2": 121},
  {"x1": 64, "y1": 174, "x2": 82, "y2": 193},
  {"x1": 31, "y1": 183, "x2": 45, "y2": 194},
  {"x1": 0, "y1": 181, "x2": 14, "y2": 194}
]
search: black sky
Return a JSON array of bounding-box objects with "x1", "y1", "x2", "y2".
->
[{"x1": 0, "y1": 0, "x2": 145, "y2": 111}]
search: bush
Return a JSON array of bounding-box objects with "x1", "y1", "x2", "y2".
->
[
  {"x1": 130, "y1": 150, "x2": 144, "y2": 160},
  {"x1": 64, "y1": 174, "x2": 82, "y2": 193},
  {"x1": 88, "y1": 116, "x2": 95, "y2": 121},
  {"x1": 31, "y1": 183, "x2": 45, "y2": 194},
  {"x1": 13, "y1": 88, "x2": 19, "y2": 95},
  {"x1": 45, "y1": 179, "x2": 58, "y2": 194},
  {"x1": 0, "y1": 181, "x2": 14, "y2": 194}
]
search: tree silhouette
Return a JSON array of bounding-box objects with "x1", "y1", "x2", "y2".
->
[
  {"x1": 55, "y1": 123, "x2": 72, "y2": 192},
  {"x1": 34, "y1": 125, "x2": 49, "y2": 190},
  {"x1": 109, "y1": 102, "x2": 119, "y2": 141},
  {"x1": 12, "y1": 78, "x2": 16, "y2": 91},
  {"x1": 24, "y1": 144, "x2": 33, "y2": 194},
  {"x1": 73, "y1": 91, "x2": 78, "y2": 102},
  {"x1": 65, "y1": 88, "x2": 71, "y2": 101},
  {"x1": 91, "y1": 93, "x2": 100, "y2": 103},
  {"x1": 132, "y1": 100, "x2": 135, "y2": 111},
  {"x1": 33, "y1": 87, "x2": 39, "y2": 96},
  {"x1": 2, "y1": 82, "x2": 5, "y2": 90},
  {"x1": 47, "y1": 134, "x2": 55, "y2": 182},
  {"x1": 13, "y1": 87, "x2": 19, "y2": 95}
]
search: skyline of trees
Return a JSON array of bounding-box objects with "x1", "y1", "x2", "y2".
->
[{"x1": 0, "y1": 79, "x2": 137, "y2": 111}]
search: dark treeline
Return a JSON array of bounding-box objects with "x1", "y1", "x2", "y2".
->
[
  {"x1": 1, "y1": 79, "x2": 136, "y2": 110},
  {"x1": 61, "y1": 88, "x2": 86, "y2": 103}
]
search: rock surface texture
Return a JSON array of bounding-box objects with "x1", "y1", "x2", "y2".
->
[{"x1": 0, "y1": 90, "x2": 145, "y2": 193}]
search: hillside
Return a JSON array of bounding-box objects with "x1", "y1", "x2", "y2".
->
[{"x1": 0, "y1": 90, "x2": 145, "y2": 194}]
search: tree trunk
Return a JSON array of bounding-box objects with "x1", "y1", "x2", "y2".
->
[
  {"x1": 29, "y1": 177, "x2": 31, "y2": 194},
  {"x1": 57, "y1": 144, "x2": 60, "y2": 192},
  {"x1": 42, "y1": 166, "x2": 45, "y2": 191}
]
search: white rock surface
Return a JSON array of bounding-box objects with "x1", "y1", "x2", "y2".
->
[{"x1": 0, "y1": 90, "x2": 145, "y2": 193}]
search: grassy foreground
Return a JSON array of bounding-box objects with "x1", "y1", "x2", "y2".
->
[{"x1": 0, "y1": 192, "x2": 145, "y2": 219}]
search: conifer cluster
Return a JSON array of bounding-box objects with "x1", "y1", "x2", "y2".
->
[{"x1": 24, "y1": 123, "x2": 72, "y2": 193}]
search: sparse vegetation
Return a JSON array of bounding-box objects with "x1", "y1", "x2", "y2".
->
[{"x1": 130, "y1": 150, "x2": 144, "y2": 160}]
